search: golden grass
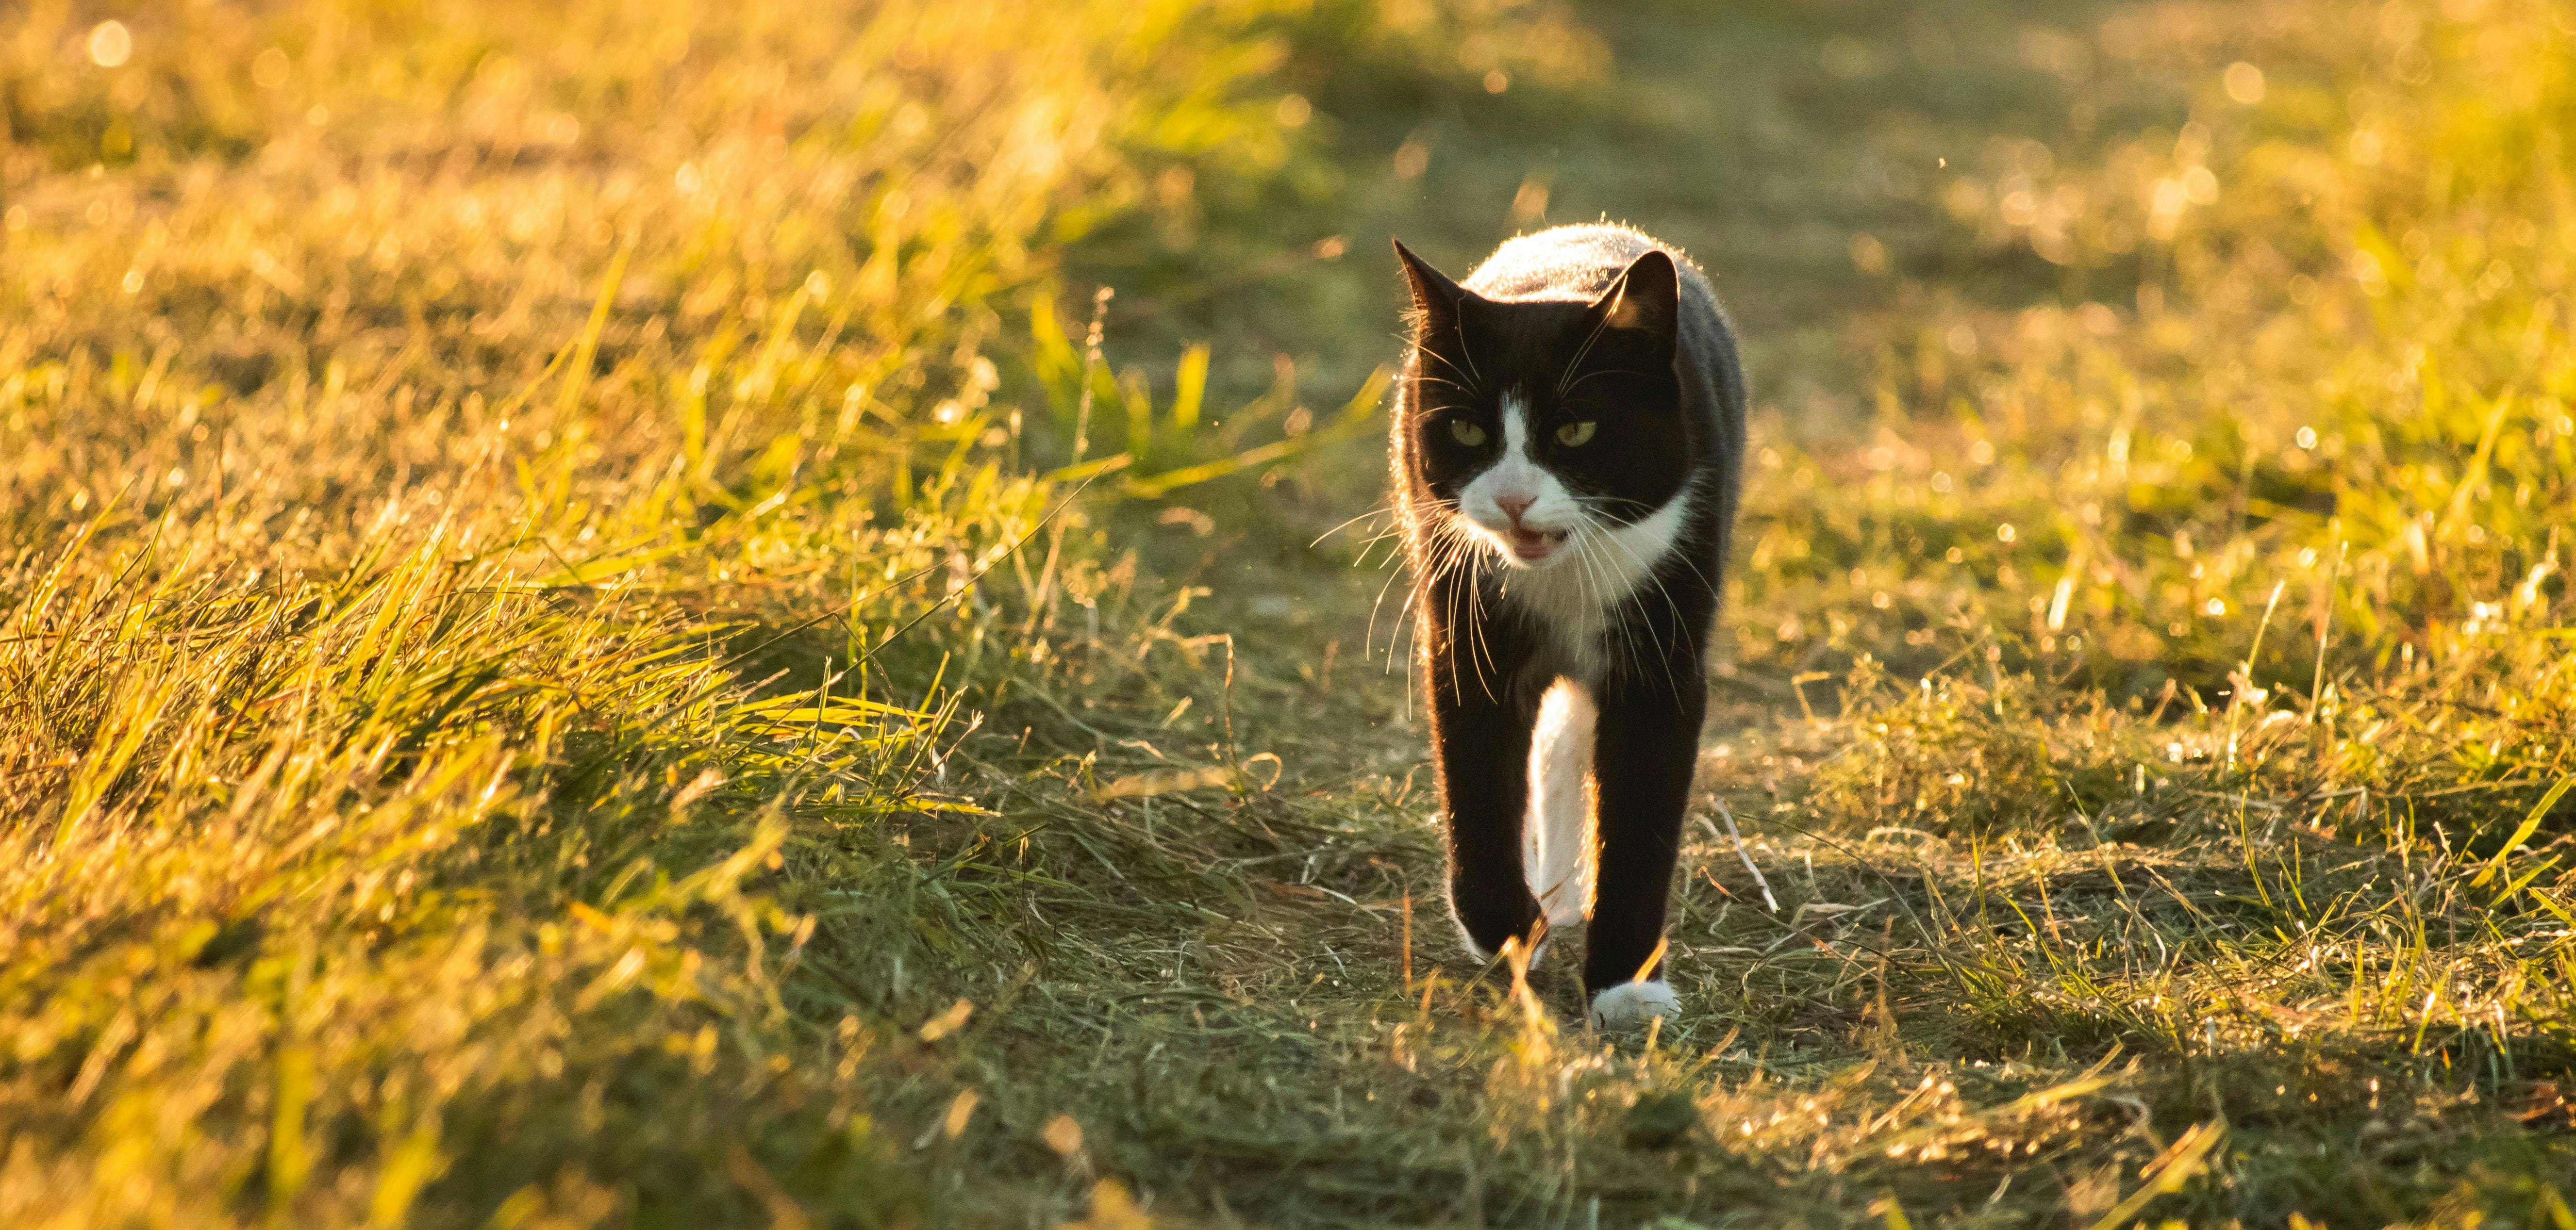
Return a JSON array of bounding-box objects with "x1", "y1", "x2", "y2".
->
[
  {"x1": 2, "y1": 0, "x2": 1307, "y2": 1222},
  {"x1": 5, "y1": 0, "x2": 2576, "y2": 1225}
]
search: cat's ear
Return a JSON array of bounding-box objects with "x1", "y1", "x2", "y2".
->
[
  {"x1": 1589, "y1": 249, "x2": 1680, "y2": 355},
  {"x1": 1394, "y1": 239, "x2": 1467, "y2": 331}
]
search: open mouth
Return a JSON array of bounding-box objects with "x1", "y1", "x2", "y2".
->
[{"x1": 1504, "y1": 527, "x2": 1568, "y2": 561}]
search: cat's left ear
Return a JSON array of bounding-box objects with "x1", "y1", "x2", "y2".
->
[
  {"x1": 1589, "y1": 249, "x2": 1680, "y2": 356},
  {"x1": 1394, "y1": 238, "x2": 1467, "y2": 331}
]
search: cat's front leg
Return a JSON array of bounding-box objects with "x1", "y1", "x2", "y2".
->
[
  {"x1": 1582, "y1": 665, "x2": 1707, "y2": 1027},
  {"x1": 1422, "y1": 598, "x2": 1545, "y2": 961}
]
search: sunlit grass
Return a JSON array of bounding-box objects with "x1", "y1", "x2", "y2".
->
[
  {"x1": 2, "y1": 0, "x2": 1317, "y2": 1223},
  {"x1": 5, "y1": 0, "x2": 2576, "y2": 1225}
]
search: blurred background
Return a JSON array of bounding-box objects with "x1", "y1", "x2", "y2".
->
[{"x1": 5, "y1": 0, "x2": 2575, "y2": 1225}]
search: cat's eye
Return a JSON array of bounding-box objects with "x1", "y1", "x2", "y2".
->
[
  {"x1": 1556, "y1": 421, "x2": 1598, "y2": 446},
  {"x1": 1449, "y1": 420, "x2": 1488, "y2": 446}
]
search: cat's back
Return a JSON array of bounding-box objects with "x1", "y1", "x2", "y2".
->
[{"x1": 1462, "y1": 224, "x2": 1682, "y2": 302}]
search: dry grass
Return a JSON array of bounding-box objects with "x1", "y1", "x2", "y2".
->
[{"x1": 5, "y1": 0, "x2": 2576, "y2": 1226}]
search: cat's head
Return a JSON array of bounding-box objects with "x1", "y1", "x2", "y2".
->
[{"x1": 1395, "y1": 239, "x2": 1690, "y2": 571}]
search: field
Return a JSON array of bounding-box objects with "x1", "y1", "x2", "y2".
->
[{"x1": 6, "y1": 0, "x2": 2576, "y2": 1225}]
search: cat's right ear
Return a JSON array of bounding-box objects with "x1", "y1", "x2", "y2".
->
[{"x1": 1394, "y1": 239, "x2": 1466, "y2": 331}]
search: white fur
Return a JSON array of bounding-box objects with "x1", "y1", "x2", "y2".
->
[
  {"x1": 1589, "y1": 980, "x2": 1679, "y2": 1029},
  {"x1": 1524, "y1": 680, "x2": 1595, "y2": 932}
]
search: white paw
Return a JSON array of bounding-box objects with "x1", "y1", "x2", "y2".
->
[{"x1": 1589, "y1": 980, "x2": 1679, "y2": 1030}]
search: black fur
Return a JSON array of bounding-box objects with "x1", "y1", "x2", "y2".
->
[{"x1": 1389, "y1": 224, "x2": 1746, "y2": 1004}]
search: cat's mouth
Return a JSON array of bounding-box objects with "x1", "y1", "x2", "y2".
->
[{"x1": 1502, "y1": 526, "x2": 1569, "y2": 563}]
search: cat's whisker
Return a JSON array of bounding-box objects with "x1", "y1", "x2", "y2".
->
[
  {"x1": 1567, "y1": 520, "x2": 1612, "y2": 625},
  {"x1": 1415, "y1": 344, "x2": 1484, "y2": 398},
  {"x1": 1366, "y1": 549, "x2": 1415, "y2": 667},
  {"x1": 1557, "y1": 520, "x2": 1618, "y2": 665},
  {"x1": 1313, "y1": 504, "x2": 1396, "y2": 550},
  {"x1": 1387, "y1": 571, "x2": 1429, "y2": 675},
  {"x1": 1440, "y1": 522, "x2": 1504, "y2": 701},
  {"x1": 1555, "y1": 283, "x2": 1623, "y2": 396},
  {"x1": 1590, "y1": 491, "x2": 1720, "y2": 597},
  {"x1": 1558, "y1": 367, "x2": 1660, "y2": 398},
  {"x1": 1394, "y1": 512, "x2": 1475, "y2": 674},
  {"x1": 1590, "y1": 511, "x2": 1695, "y2": 703},
  {"x1": 1462, "y1": 587, "x2": 1498, "y2": 703},
  {"x1": 1352, "y1": 528, "x2": 1407, "y2": 567},
  {"x1": 1448, "y1": 321, "x2": 1487, "y2": 390},
  {"x1": 1467, "y1": 588, "x2": 1497, "y2": 698},
  {"x1": 1574, "y1": 519, "x2": 1651, "y2": 680},
  {"x1": 1424, "y1": 522, "x2": 1471, "y2": 686},
  {"x1": 1374, "y1": 508, "x2": 1447, "y2": 663}
]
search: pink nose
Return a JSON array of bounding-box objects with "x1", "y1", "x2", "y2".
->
[{"x1": 1494, "y1": 494, "x2": 1535, "y2": 525}]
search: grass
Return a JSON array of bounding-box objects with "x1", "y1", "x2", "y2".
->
[{"x1": 5, "y1": 0, "x2": 2576, "y2": 1225}]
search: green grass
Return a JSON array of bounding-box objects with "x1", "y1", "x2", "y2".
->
[{"x1": 6, "y1": 0, "x2": 2576, "y2": 1226}]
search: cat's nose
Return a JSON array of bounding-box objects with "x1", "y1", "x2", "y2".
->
[{"x1": 1494, "y1": 494, "x2": 1536, "y2": 525}]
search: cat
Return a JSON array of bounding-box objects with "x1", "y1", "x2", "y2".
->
[{"x1": 1389, "y1": 224, "x2": 1745, "y2": 1028}]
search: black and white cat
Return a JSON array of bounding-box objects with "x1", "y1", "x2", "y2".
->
[{"x1": 1389, "y1": 224, "x2": 1745, "y2": 1028}]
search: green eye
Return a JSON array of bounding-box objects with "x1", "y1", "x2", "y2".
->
[
  {"x1": 1449, "y1": 420, "x2": 1488, "y2": 446},
  {"x1": 1556, "y1": 421, "x2": 1597, "y2": 446}
]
